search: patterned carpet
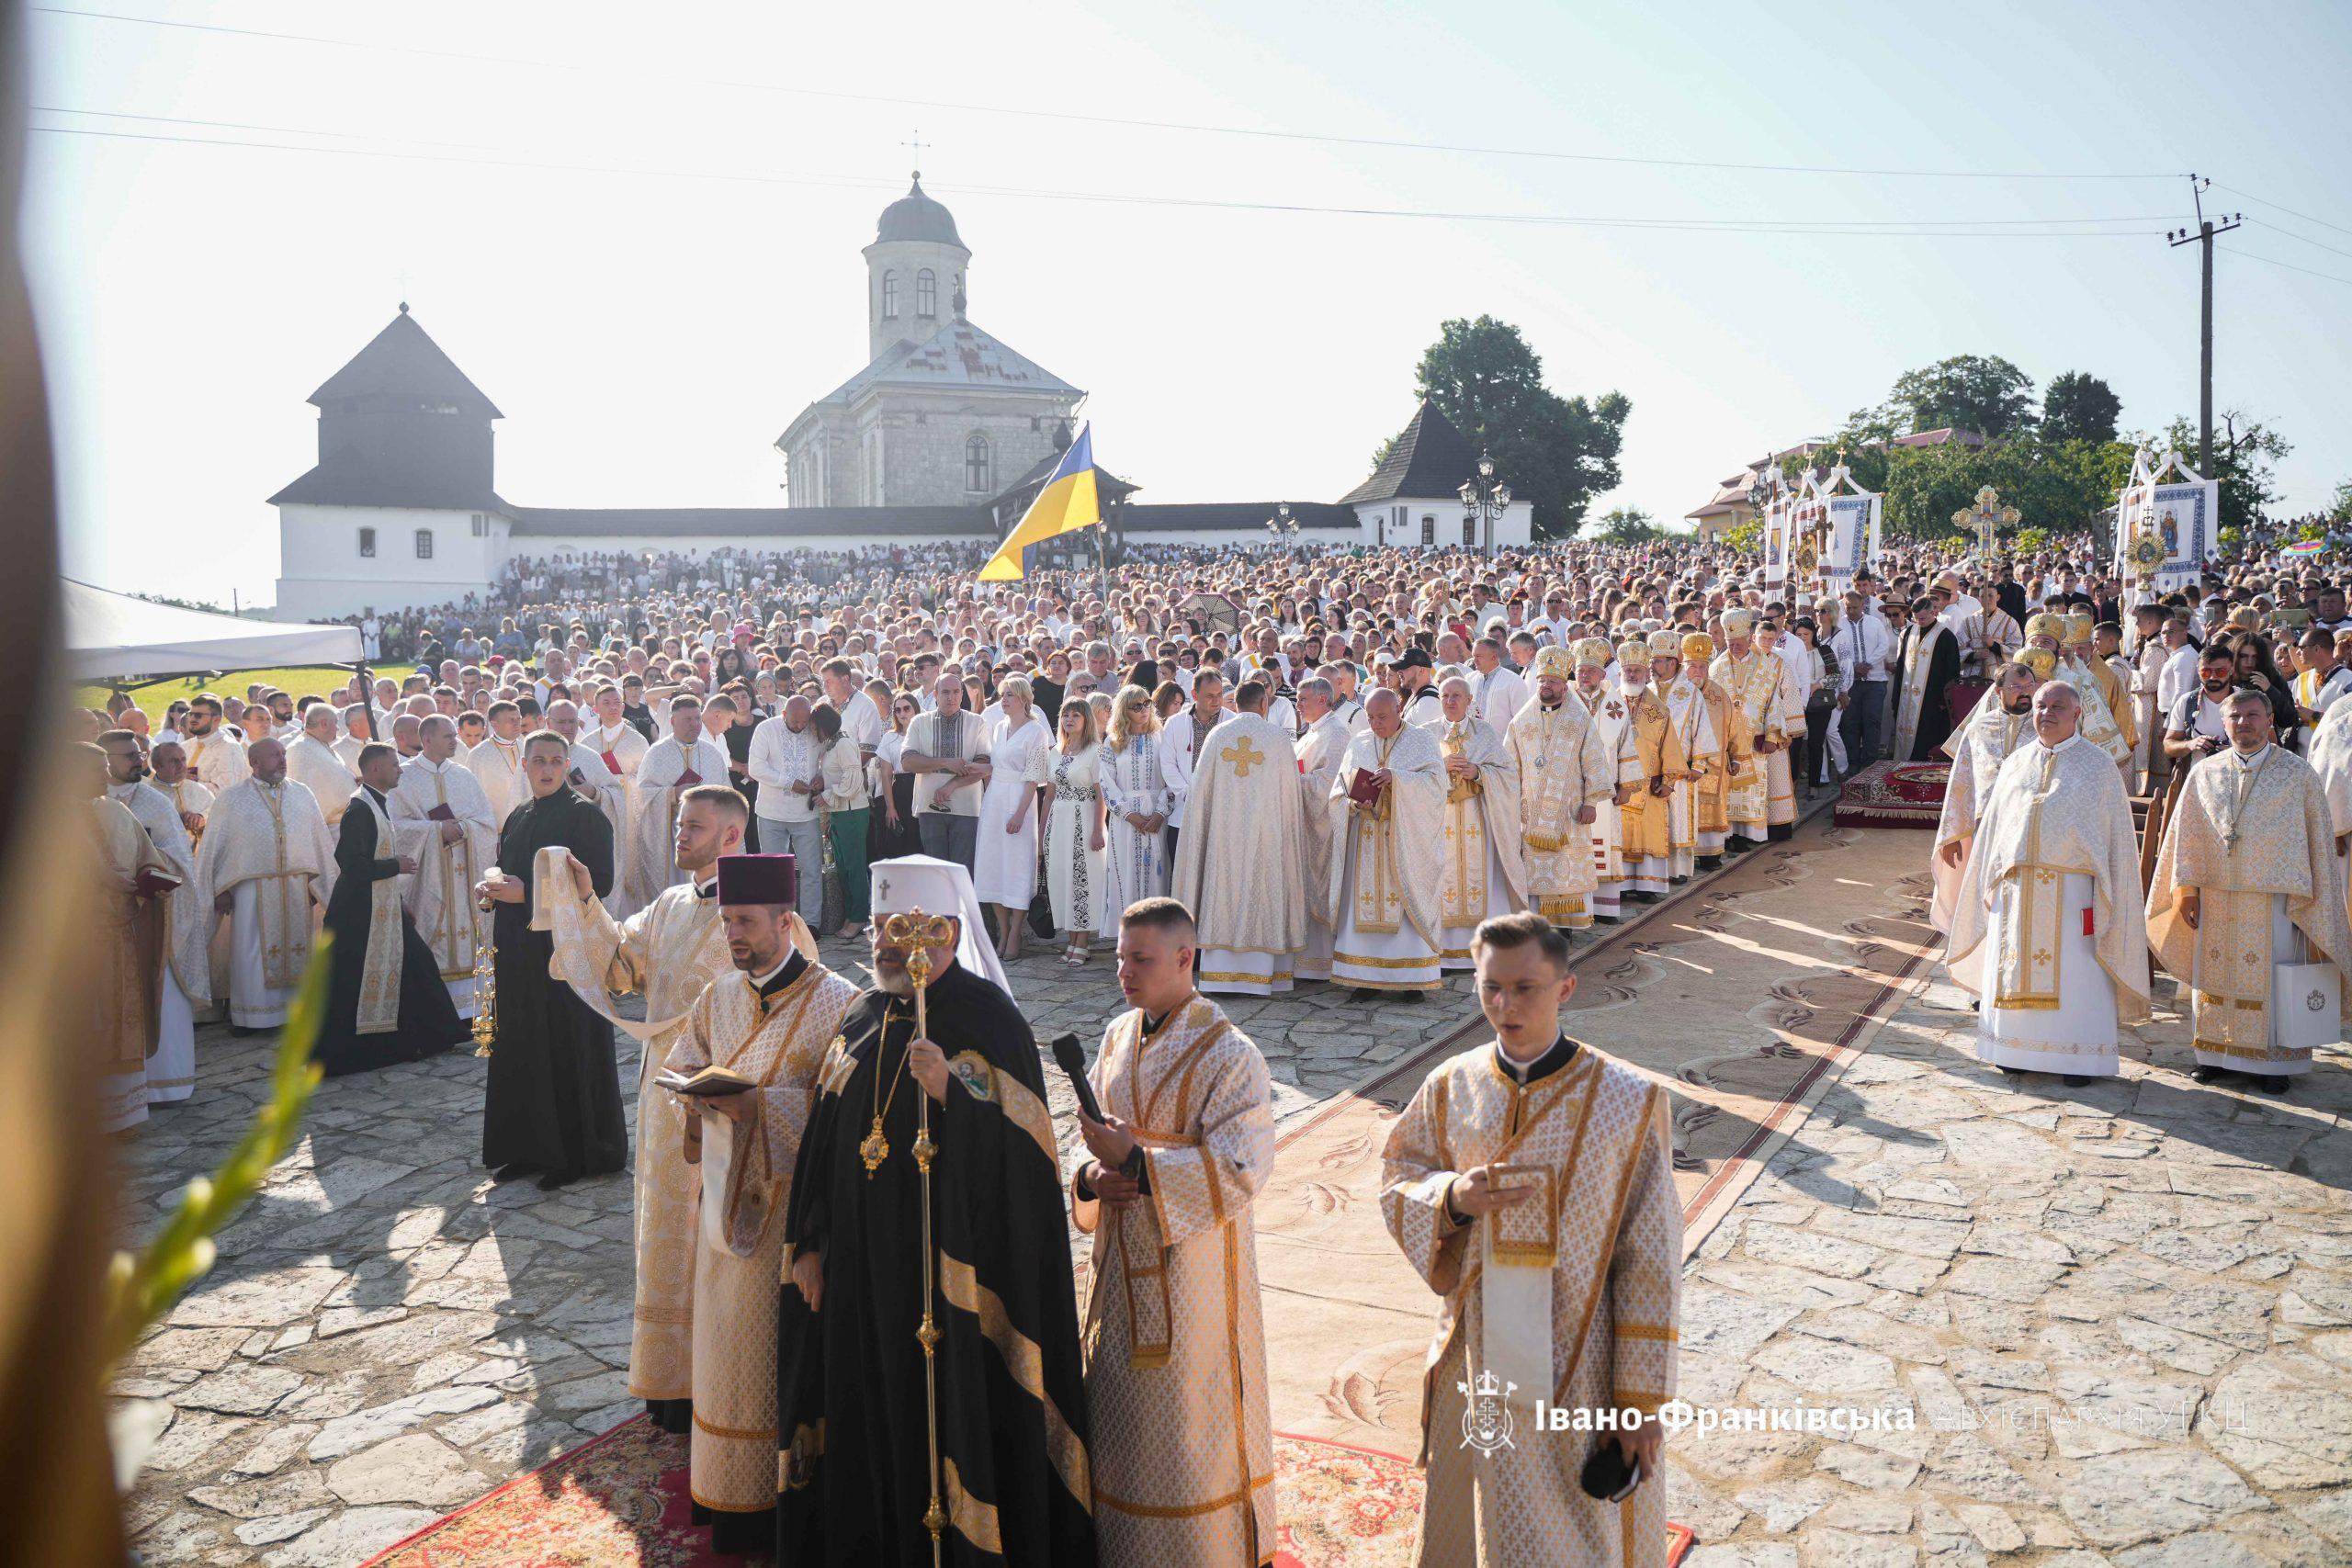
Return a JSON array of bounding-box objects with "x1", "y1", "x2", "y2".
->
[
  {"x1": 1833, "y1": 759, "x2": 1950, "y2": 829},
  {"x1": 365, "y1": 1416, "x2": 1688, "y2": 1565}
]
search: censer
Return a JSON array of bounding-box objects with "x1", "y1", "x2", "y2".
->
[{"x1": 470, "y1": 904, "x2": 497, "y2": 1057}]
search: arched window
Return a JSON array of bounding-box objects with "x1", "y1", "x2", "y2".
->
[
  {"x1": 965, "y1": 433, "x2": 991, "y2": 493},
  {"x1": 881, "y1": 270, "x2": 899, "y2": 317},
  {"x1": 917, "y1": 269, "x2": 937, "y2": 317}
]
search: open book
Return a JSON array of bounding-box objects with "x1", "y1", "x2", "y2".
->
[{"x1": 653, "y1": 1065, "x2": 757, "y2": 1098}]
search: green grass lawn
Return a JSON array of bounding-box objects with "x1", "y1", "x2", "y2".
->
[{"x1": 80, "y1": 667, "x2": 364, "y2": 727}]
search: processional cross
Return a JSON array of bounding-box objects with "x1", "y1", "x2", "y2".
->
[{"x1": 1954, "y1": 485, "x2": 2019, "y2": 561}]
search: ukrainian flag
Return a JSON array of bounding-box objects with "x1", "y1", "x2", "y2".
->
[{"x1": 978, "y1": 423, "x2": 1100, "y2": 581}]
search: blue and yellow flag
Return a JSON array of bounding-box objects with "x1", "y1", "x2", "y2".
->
[{"x1": 978, "y1": 424, "x2": 1100, "y2": 581}]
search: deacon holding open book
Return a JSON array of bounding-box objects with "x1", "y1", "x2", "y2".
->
[
  {"x1": 775, "y1": 855, "x2": 1096, "y2": 1565},
  {"x1": 1381, "y1": 912, "x2": 1681, "y2": 1568},
  {"x1": 652, "y1": 852, "x2": 860, "y2": 1556}
]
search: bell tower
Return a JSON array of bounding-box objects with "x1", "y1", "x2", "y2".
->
[{"x1": 863, "y1": 173, "x2": 971, "y2": 361}]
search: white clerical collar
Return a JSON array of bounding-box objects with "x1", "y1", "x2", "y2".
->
[
  {"x1": 2037, "y1": 733, "x2": 2081, "y2": 756},
  {"x1": 2233, "y1": 743, "x2": 2272, "y2": 768},
  {"x1": 692, "y1": 871, "x2": 719, "y2": 897},
  {"x1": 107, "y1": 780, "x2": 141, "y2": 800},
  {"x1": 749, "y1": 954, "x2": 791, "y2": 988}
]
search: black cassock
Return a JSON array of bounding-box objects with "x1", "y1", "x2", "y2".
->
[
  {"x1": 1895, "y1": 623, "x2": 1962, "y2": 761},
  {"x1": 481, "y1": 789, "x2": 627, "y2": 1179},
  {"x1": 775, "y1": 962, "x2": 1097, "y2": 1566},
  {"x1": 312, "y1": 789, "x2": 466, "y2": 1077}
]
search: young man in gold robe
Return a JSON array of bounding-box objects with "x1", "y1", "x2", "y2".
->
[
  {"x1": 1433, "y1": 676, "x2": 1528, "y2": 970},
  {"x1": 2146, "y1": 687, "x2": 2352, "y2": 1094},
  {"x1": 1071, "y1": 897, "x2": 1277, "y2": 1566},
  {"x1": 1505, "y1": 648, "x2": 1615, "y2": 931},
  {"x1": 1609, "y1": 639, "x2": 1683, "y2": 907},
  {"x1": 1638, "y1": 632, "x2": 1702, "y2": 886},
  {"x1": 543, "y1": 784, "x2": 744, "y2": 1434},
  {"x1": 1381, "y1": 912, "x2": 1681, "y2": 1568},
  {"x1": 664, "y1": 852, "x2": 860, "y2": 1555},
  {"x1": 1328, "y1": 689, "x2": 1450, "y2": 996}
]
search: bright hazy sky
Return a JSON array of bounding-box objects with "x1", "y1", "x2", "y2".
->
[{"x1": 27, "y1": 0, "x2": 2352, "y2": 606}]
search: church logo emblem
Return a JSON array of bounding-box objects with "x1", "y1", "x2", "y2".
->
[
  {"x1": 2308, "y1": 988, "x2": 2328, "y2": 1013},
  {"x1": 1459, "y1": 1368, "x2": 1516, "y2": 1455}
]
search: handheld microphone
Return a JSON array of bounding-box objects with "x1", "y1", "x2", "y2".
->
[{"x1": 1048, "y1": 1032, "x2": 1105, "y2": 1124}]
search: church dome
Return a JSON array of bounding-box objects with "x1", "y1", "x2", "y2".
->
[{"x1": 876, "y1": 175, "x2": 965, "y2": 247}]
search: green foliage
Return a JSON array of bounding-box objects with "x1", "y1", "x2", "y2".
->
[
  {"x1": 2042, "y1": 372, "x2": 2122, "y2": 446},
  {"x1": 1724, "y1": 518, "x2": 1762, "y2": 553},
  {"x1": 1856, "y1": 434, "x2": 2134, "y2": 541},
  {"x1": 1851, "y1": 354, "x2": 2038, "y2": 441},
  {"x1": 1411, "y1": 316, "x2": 1631, "y2": 541},
  {"x1": 1592, "y1": 505, "x2": 1663, "y2": 545},
  {"x1": 2333, "y1": 480, "x2": 2352, "y2": 525},
  {"x1": 2163, "y1": 410, "x2": 2291, "y2": 533},
  {"x1": 103, "y1": 946, "x2": 326, "y2": 1372},
  {"x1": 2295, "y1": 516, "x2": 2329, "y2": 544},
  {"x1": 77, "y1": 667, "x2": 361, "y2": 726},
  {"x1": 2014, "y1": 526, "x2": 2051, "y2": 552}
]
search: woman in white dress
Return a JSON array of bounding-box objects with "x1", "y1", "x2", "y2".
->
[
  {"x1": 1099, "y1": 684, "x2": 1170, "y2": 918},
  {"x1": 974, "y1": 675, "x2": 1050, "y2": 962},
  {"x1": 1029, "y1": 700, "x2": 1107, "y2": 964}
]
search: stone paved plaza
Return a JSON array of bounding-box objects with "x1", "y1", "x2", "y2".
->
[{"x1": 111, "y1": 865, "x2": 2352, "y2": 1566}]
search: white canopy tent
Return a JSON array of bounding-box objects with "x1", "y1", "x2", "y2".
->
[{"x1": 63, "y1": 579, "x2": 363, "y2": 683}]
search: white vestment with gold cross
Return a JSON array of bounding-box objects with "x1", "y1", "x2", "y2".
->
[
  {"x1": 189, "y1": 777, "x2": 335, "y2": 1029},
  {"x1": 662, "y1": 960, "x2": 861, "y2": 1520},
  {"x1": 1576, "y1": 685, "x2": 1642, "y2": 919},
  {"x1": 1929, "y1": 703, "x2": 2034, "y2": 934},
  {"x1": 1381, "y1": 1044, "x2": 1681, "y2": 1568},
  {"x1": 1295, "y1": 712, "x2": 1352, "y2": 982},
  {"x1": 1711, "y1": 649, "x2": 1792, "y2": 840},
  {"x1": 1945, "y1": 735, "x2": 2150, "y2": 1076},
  {"x1": 545, "y1": 874, "x2": 731, "y2": 1406},
  {"x1": 1170, "y1": 712, "x2": 1311, "y2": 995},
  {"x1": 388, "y1": 754, "x2": 497, "y2": 1018},
  {"x1": 1436, "y1": 716, "x2": 1529, "y2": 969},
  {"x1": 2147, "y1": 745, "x2": 2352, "y2": 1076},
  {"x1": 1074, "y1": 997, "x2": 1276, "y2": 1567},
  {"x1": 1506, "y1": 698, "x2": 1615, "y2": 929},
  {"x1": 1326, "y1": 724, "x2": 1449, "y2": 990}
]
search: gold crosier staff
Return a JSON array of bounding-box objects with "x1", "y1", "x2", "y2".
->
[{"x1": 881, "y1": 907, "x2": 956, "y2": 1565}]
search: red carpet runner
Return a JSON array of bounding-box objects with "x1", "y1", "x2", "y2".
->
[{"x1": 364, "y1": 1415, "x2": 1692, "y2": 1564}]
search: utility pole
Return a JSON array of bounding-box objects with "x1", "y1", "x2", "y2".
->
[{"x1": 2166, "y1": 175, "x2": 2241, "y2": 477}]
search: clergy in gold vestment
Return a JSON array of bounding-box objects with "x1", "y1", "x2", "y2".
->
[
  {"x1": 1381, "y1": 914, "x2": 1680, "y2": 1568},
  {"x1": 1433, "y1": 677, "x2": 1528, "y2": 970},
  {"x1": 1171, "y1": 694, "x2": 1311, "y2": 995},
  {"x1": 1684, "y1": 637, "x2": 1747, "y2": 868},
  {"x1": 189, "y1": 739, "x2": 335, "y2": 1030},
  {"x1": 2146, "y1": 689, "x2": 2352, "y2": 1090},
  {"x1": 1930, "y1": 658, "x2": 2046, "y2": 933},
  {"x1": 2063, "y1": 613, "x2": 2138, "y2": 764},
  {"x1": 1327, "y1": 690, "x2": 1449, "y2": 993},
  {"x1": 91, "y1": 782, "x2": 178, "y2": 1134},
  {"x1": 465, "y1": 705, "x2": 527, "y2": 824},
  {"x1": 665, "y1": 853, "x2": 858, "y2": 1556},
  {"x1": 1636, "y1": 634, "x2": 1701, "y2": 887},
  {"x1": 1072, "y1": 900, "x2": 1276, "y2": 1567},
  {"x1": 1612, "y1": 642, "x2": 1678, "y2": 897},
  {"x1": 1570, "y1": 641, "x2": 1643, "y2": 923},
  {"x1": 1713, "y1": 612, "x2": 1794, "y2": 848},
  {"x1": 389, "y1": 717, "x2": 498, "y2": 1019},
  {"x1": 626, "y1": 698, "x2": 732, "y2": 912},
  {"x1": 1506, "y1": 648, "x2": 1615, "y2": 931},
  {"x1": 542, "y1": 785, "x2": 743, "y2": 1432},
  {"x1": 1944, "y1": 683, "x2": 2150, "y2": 1082}
]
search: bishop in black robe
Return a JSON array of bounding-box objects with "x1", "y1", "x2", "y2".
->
[
  {"x1": 480, "y1": 781, "x2": 627, "y2": 1188},
  {"x1": 775, "y1": 958, "x2": 1098, "y2": 1566},
  {"x1": 312, "y1": 777, "x2": 465, "y2": 1077}
]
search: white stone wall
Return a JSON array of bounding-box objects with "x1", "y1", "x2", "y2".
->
[
  {"x1": 275, "y1": 502, "x2": 501, "y2": 617},
  {"x1": 1352, "y1": 497, "x2": 1534, "y2": 550},
  {"x1": 853, "y1": 399, "x2": 1067, "y2": 507}
]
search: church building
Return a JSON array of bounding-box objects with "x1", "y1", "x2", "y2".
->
[{"x1": 270, "y1": 177, "x2": 1531, "y2": 619}]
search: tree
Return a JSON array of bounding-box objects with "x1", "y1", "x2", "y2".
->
[
  {"x1": 2041, "y1": 372, "x2": 2121, "y2": 445},
  {"x1": 1854, "y1": 354, "x2": 2038, "y2": 440},
  {"x1": 1408, "y1": 316, "x2": 1630, "y2": 540},
  {"x1": 1592, "y1": 505, "x2": 1662, "y2": 545},
  {"x1": 2164, "y1": 410, "x2": 2290, "y2": 533},
  {"x1": 2328, "y1": 479, "x2": 2350, "y2": 525}
]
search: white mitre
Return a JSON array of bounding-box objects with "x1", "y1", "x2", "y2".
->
[{"x1": 869, "y1": 854, "x2": 1012, "y2": 999}]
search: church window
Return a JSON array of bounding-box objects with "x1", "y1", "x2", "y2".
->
[
  {"x1": 470, "y1": 513, "x2": 487, "y2": 536},
  {"x1": 414, "y1": 528, "x2": 435, "y2": 559},
  {"x1": 1420, "y1": 514, "x2": 1437, "y2": 545},
  {"x1": 965, "y1": 433, "x2": 991, "y2": 493},
  {"x1": 357, "y1": 526, "x2": 376, "y2": 558},
  {"x1": 917, "y1": 269, "x2": 937, "y2": 317},
  {"x1": 882, "y1": 270, "x2": 899, "y2": 317}
]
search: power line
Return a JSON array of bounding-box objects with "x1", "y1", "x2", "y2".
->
[
  {"x1": 2243, "y1": 217, "x2": 2352, "y2": 265},
  {"x1": 32, "y1": 5, "x2": 2189, "y2": 184},
  {"x1": 2213, "y1": 183, "x2": 2352, "y2": 241},
  {"x1": 28, "y1": 117, "x2": 2182, "y2": 238},
  {"x1": 2227, "y1": 246, "x2": 2352, "y2": 288}
]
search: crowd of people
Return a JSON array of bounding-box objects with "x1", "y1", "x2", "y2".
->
[{"x1": 78, "y1": 518, "x2": 2352, "y2": 1566}]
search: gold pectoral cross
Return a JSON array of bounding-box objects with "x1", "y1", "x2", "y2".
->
[
  {"x1": 1221, "y1": 736, "x2": 1266, "y2": 777},
  {"x1": 860, "y1": 1118, "x2": 890, "y2": 1175}
]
